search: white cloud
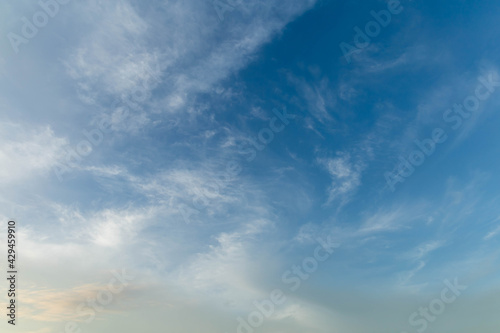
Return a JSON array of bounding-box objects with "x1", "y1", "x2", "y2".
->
[
  {"x1": 397, "y1": 260, "x2": 427, "y2": 290},
  {"x1": 403, "y1": 240, "x2": 445, "y2": 261},
  {"x1": 359, "y1": 206, "x2": 416, "y2": 234},
  {"x1": 87, "y1": 208, "x2": 156, "y2": 248},
  {"x1": 484, "y1": 217, "x2": 500, "y2": 240},
  {"x1": 64, "y1": 0, "x2": 318, "y2": 125},
  {"x1": 287, "y1": 75, "x2": 336, "y2": 123},
  {"x1": 0, "y1": 123, "x2": 67, "y2": 184},
  {"x1": 65, "y1": 1, "x2": 158, "y2": 98},
  {"x1": 176, "y1": 219, "x2": 273, "y2": 305},
  {"x1": 320, "y1": 154, "x2": 362, "y2": 206}
]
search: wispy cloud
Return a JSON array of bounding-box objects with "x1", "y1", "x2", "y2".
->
[
  {"x1": 359, "y1": 207, "x2": 412, "y2": 234},
  {"x1": 0, "y1": 123, "x2": 67, "y2": 184},
  {"x1": 320, "y1": 154, "x2": 362, "y2": 207},
  {"x1": 403, "y1": 240, "x2": 446, "y2": 261},
  {"x1": 176, "y1": 219, "x2": 274, "y2": 305},
  {"x1": 484, "y1": 217, "x2": 500, "y2": 240}
]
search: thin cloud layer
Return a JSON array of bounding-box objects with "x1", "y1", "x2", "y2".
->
[{"x1": 1, "y1": 0, "x2": 500, "y2": 332}]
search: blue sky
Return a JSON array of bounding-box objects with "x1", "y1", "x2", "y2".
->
[{"x1": 1, "y1": 0, "x2": 500, "y2": 332}]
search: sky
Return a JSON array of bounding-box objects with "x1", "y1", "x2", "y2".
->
[{"x1": 1, "y1": 0, "x2": 500, "y2": 332}]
